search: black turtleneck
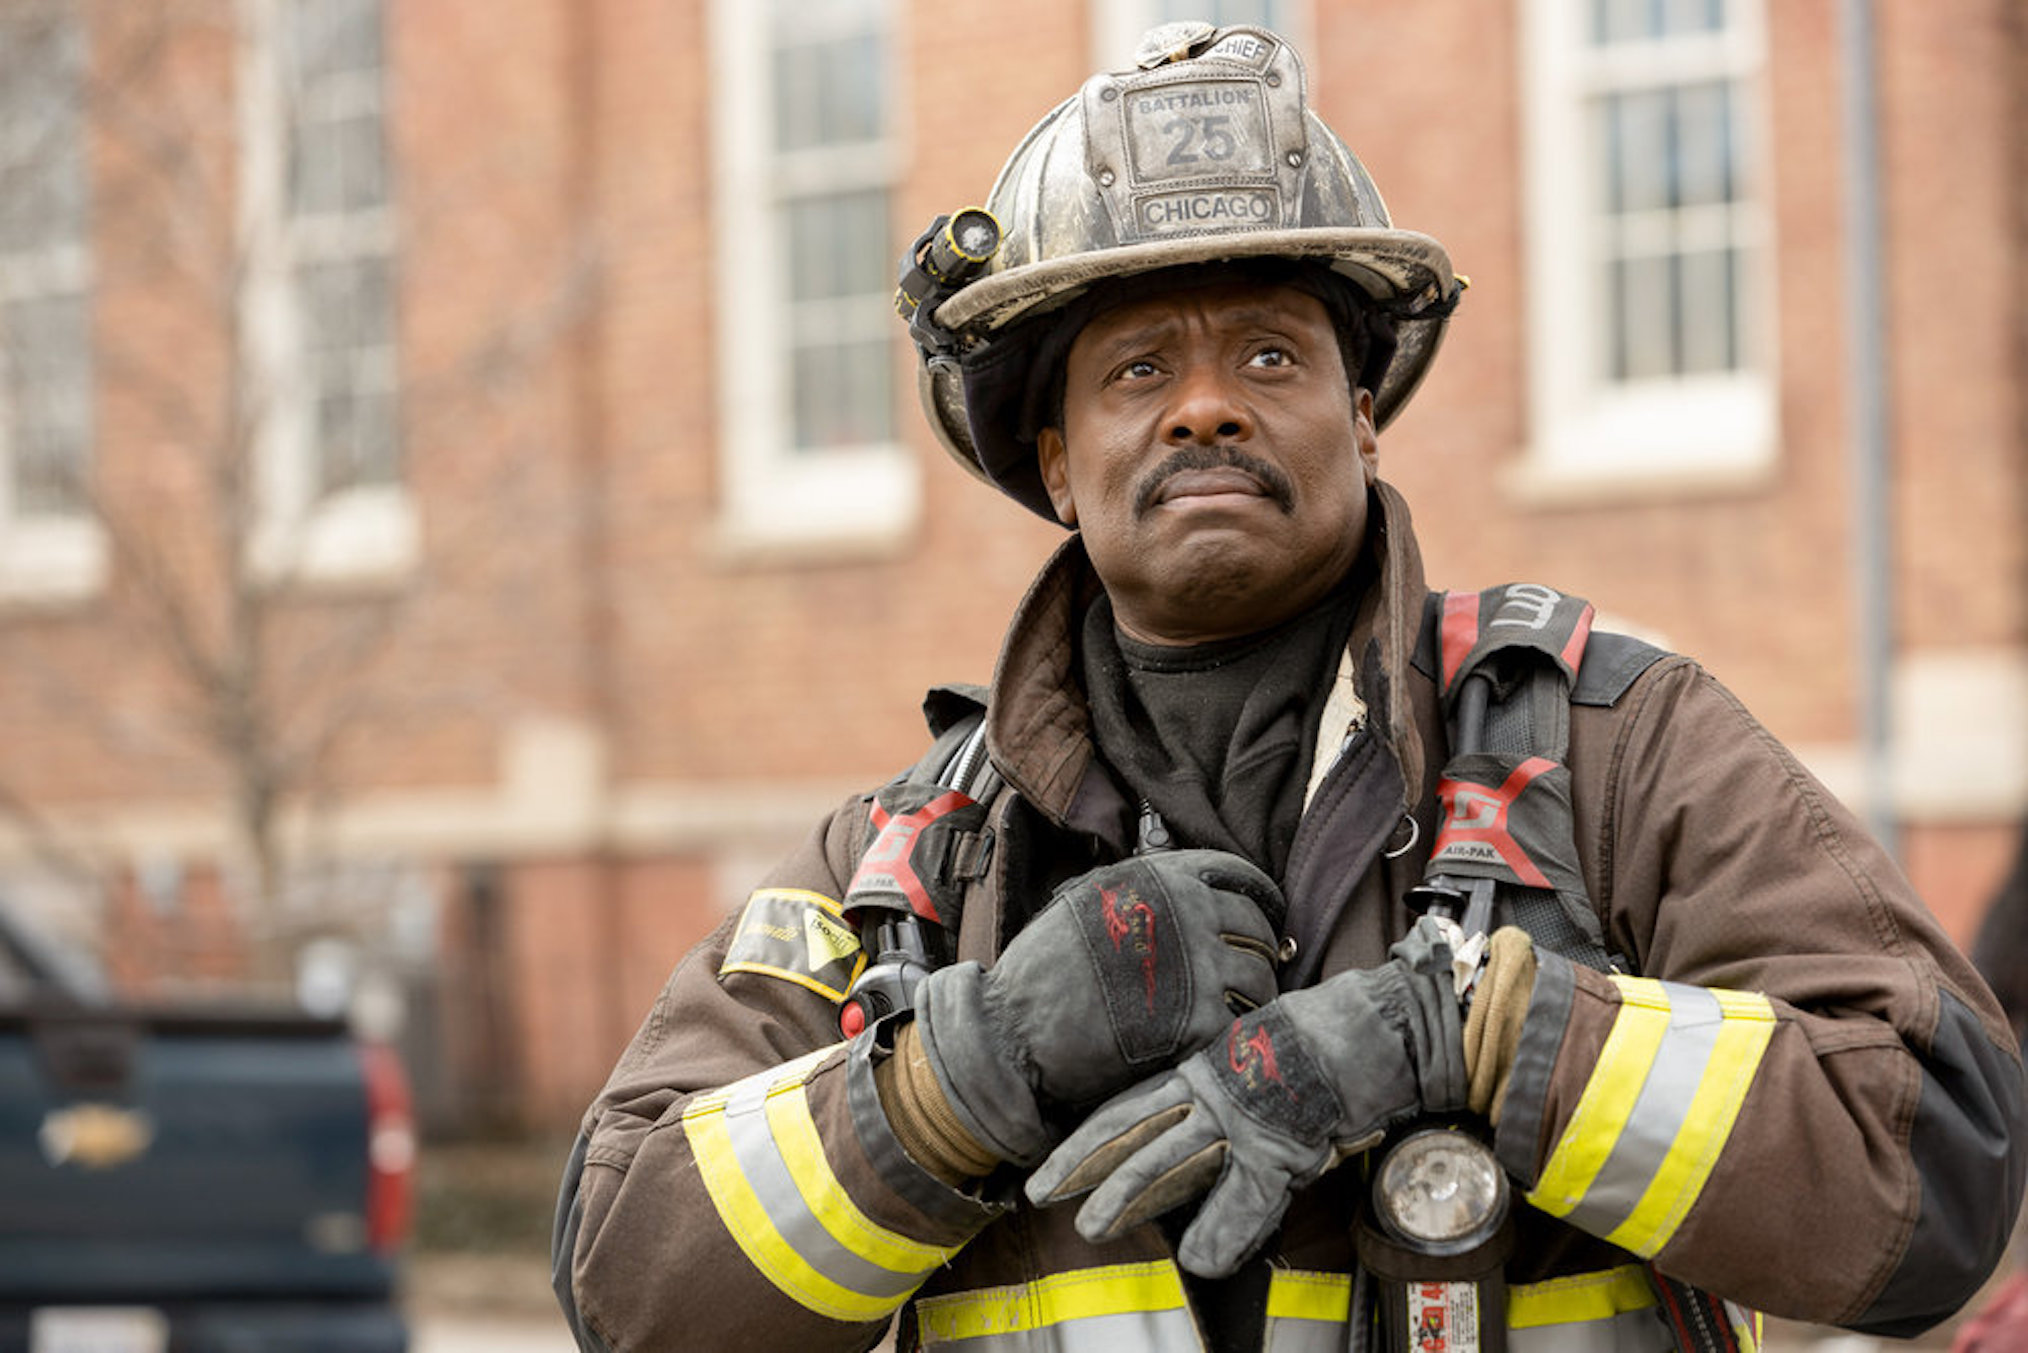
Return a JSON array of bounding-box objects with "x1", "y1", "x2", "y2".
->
[{"x1": 1080, "y1": 580, "x2": 1359, "y2": 883}]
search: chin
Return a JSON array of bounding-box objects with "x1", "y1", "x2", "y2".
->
[{"x1": 1154, "y1": 555, "x2": 1302, "y2": 635}]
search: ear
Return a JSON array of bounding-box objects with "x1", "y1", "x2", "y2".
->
[
  {"x1": 1035, "y1": 427, "x2": 1079, "y2": 527},
  {"x1": 1352, "y1": 388, "x2": 1379, "y2": 485}
]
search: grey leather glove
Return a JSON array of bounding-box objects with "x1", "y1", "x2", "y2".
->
[
  {"x1": 1025, "y1": 915, "x2": 1469, "y2": 1277},
  {"x1": 914, "y1": 849, "x2": 1282, "y2": 1167}
]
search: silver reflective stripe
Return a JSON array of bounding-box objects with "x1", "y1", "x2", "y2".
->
[
  {"x1": 716, "y1": 1073, "x2": 926, "y2": 1302},
  {"x1": 1512, "y1": 1306, "x2": 1674, "y2": 1353},
  {"x1": 917, "y1": 1266, "x2": 1698, "y2": 1352},
  {"x1": 1530, "y1": 979, "x2": 1775, "y2": 1258},
  {"x1": 1509, "y1": 1264, "x2": 1671, "y2": 1353},
  {"x1": 917, "y1": 1308, "x2": 1199, "y2": 1351},
  {"x1": 1264, "y1": 1315, "x2": 1345, "y2": 1353},
  {"x1": 1264, "y1": 1269, "x2": 1352, "y2": 1353},
  {"x1": 1561, "y1": 985, "x2": 1724, "y2": 1237}
]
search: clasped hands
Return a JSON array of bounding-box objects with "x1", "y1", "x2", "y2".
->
[{"x1": 910, "y1": 848, "x2": 1469, "y2": 1279}]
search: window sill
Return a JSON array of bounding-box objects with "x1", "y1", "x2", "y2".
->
[
  {"x1": 1513, "y1": 374, "x2": 1777, "y2": 507},
  {"x1": 710, "y1": 442, "x2": 920, "y2": 567},
  {"x1": 0, "y1": 519, "x2": 107, "y2": 607},
  {"x1": 1503, "y1": 449, "x2": 1779, "y2": 508},
  {"x1": 252, "y1": 485, "x2": 419, "y2": 587}
]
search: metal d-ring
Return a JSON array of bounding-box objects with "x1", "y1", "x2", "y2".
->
[{"x1": 1382, "y1": 812, "x2": 1421, "y2": 859}]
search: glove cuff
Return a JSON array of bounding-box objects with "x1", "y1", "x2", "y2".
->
[
  {"x1": 1464, "y1": 926, "x2": 1538, "y2": 1123},
  {"x1": 1388, "y1": 918, "x2": 1471, "y2": 1114},
  {"x1": 875, "y1": 1022, "x2": 1004, "y2": 1185},
  {"x1": 915, "y1": 962, "x2": 1051, "y2": 1165}
]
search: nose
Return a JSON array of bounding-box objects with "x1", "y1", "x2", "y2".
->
[{"x1": 1164, "y1": 364, "x2": 1252, "y2": 445}]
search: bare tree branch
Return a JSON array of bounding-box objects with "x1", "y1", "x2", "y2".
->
[{"x1": 0, "y1": 0, "x2": 600, "y2": 985}]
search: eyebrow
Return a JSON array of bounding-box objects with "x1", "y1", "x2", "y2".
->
[{"x1": 1082, "y1": 303, "x2": 1319, "y2": 363}]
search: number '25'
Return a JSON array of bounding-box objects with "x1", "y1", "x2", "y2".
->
[{"x1": 1164, "y1": 114, "x2": 1237, "y2": 165}]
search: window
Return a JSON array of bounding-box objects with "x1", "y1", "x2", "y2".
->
[
  {"x1": 243, "y1": 0, "x2": 412, "y2": 580},
  {"x1": 0, "y1": 5, "x2": 103, "y2": 600},
  {"x1": 711, "y1": 0, "x2": 916, "y2": 552},
  {"x1": 285, "y1": 0, "x2": 398, "y2": 500},
  {"x1": 1094, "y1": 0, "x2": 1308, "y2": 69},
  {"x1": 1519, "y1": 0, "x2": 1773, "y2": 495}
]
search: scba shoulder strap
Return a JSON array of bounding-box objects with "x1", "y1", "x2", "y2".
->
[
  {"x1": 1421, "y1": 589, "x2": 1756, "y2": 1349},
  {"x1": 1415, "y1": 585, "x2": 1665, "y2": 974},
  {"x1": 836, "y1": 689, "x2": 1001, "y2": 1035}
]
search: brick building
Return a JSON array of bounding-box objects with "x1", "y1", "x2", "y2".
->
[{"x1": 0, "y1": 0, "x2": 2020, "y2": 1132}]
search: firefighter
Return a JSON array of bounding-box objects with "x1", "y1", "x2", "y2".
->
[{"x1": 554, "y1": 23, "x2": 2025, "y2": 1351}]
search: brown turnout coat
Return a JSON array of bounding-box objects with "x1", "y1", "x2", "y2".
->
[{"x1": 555, "y1": 484, "x2": 2024, "y2": 1351}]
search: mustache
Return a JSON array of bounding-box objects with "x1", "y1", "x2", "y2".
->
[{"x1": 1133, "y1": 445, "x2": 1296, "y2": 517}]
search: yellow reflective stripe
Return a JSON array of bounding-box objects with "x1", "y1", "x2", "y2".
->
[
  {"x1": 1508, "y1": 1265, "x2": 1656, "y2": 1329},
  {"x1": 1264, "y1": 1269, "x2": 1352, "y2": 1324},
  {"x1": 997, "y1": 1263, "x2": 1185, "y2": 1327},
  {"x1": 683, "y1": 1045, "x2": 835, "y2": 1119},
  {"x1": 913, "y1": 1262, "x2": 1187, "y2": 1342},
  {"x1": 1732, "y1": 1302, "x2": 1764, "y2": 1351},
  {"x1": 685, "y1": 1107, "x2": 894, "y2": 1322},
  {"x1": 1605, "y1": 989, "x2": 1775, "y2": 1256},
  {"x1": 918, "y1": 1262, "x2": 1733, "y2": 1349},
  {"x1": 763, "y1": 1076, "x2": 962, "y2": 1273},
  {"x1": 682, "y1": 1046, "x2": 920, "y2": 1325},
  {"x1": 1528, "y1": 978, "x2": 1675, "y2": 1218}
]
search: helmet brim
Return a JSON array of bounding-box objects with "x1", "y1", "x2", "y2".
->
[
  {"x1": 936, "y1": 226, "x2": 1454, "y2": 335},
  {"x1": 921, "y1": 229, "x2": 1458, "y2": 522}
]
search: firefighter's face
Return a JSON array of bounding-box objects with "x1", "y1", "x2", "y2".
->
[{"x1": 1036, "y1": 281, "x2": 1377, "y2": 645}]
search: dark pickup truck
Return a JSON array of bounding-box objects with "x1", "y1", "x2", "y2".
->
[{"x1": 0, "y1": 906, "x2": 414, "y2": 1353}]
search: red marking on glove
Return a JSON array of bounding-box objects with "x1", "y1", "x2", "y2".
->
[
  {"x1": 1227, "y1": 1020, "x2": 1287, "y2": 1096},
  {"x1": 1101, "y1": 886, "x2": 1160, "y2": 1010}
]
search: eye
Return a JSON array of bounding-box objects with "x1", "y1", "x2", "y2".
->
[
  {"x1": 1111, "y1": 358, "x2": 1161, "y2": 384},
  {"x1": 1247, "y1": 345, "x2": 1295, "y2": 369}
]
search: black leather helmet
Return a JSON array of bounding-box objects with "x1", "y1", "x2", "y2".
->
[{"x1": 905, "y1": 22, "x2": 1462, "y2": 520}]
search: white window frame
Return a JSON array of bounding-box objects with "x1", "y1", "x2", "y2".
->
[
  {"x1": 1092, "y1": 0, "x2": 1312, "y2": 71},
  {"x1": 709, "y1": 0, "x2": 917, "y2": 556},
  {"x1": 0, "y1": 9, "x2": 104, "y2": 603},
  {"x1": 1516, "y1": 0, "x2": 1776, "y2": 500},
  {"x1": 238, "y1": 0, "x2": 414, "y2": 584}
]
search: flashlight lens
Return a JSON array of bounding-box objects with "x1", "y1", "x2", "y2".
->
[
  {"x1": 1375, "y1": 1129, "x2": 1506, "y2": 1245},
  {"x1": 947, "y1": 209, "x2": 1001, "y2": 261}
]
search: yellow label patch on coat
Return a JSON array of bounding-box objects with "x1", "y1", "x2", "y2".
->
[
  {"x1": 804, "y1": 906, "x2": 859, "y2": 969},
  {"x1": 721, "y1": 888, "x2": 865, "y2": 1002}
]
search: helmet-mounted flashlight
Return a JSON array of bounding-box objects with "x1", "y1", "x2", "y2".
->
[{"x1": 895, "y1": 208, "x2": 1002, "y2": 359}]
